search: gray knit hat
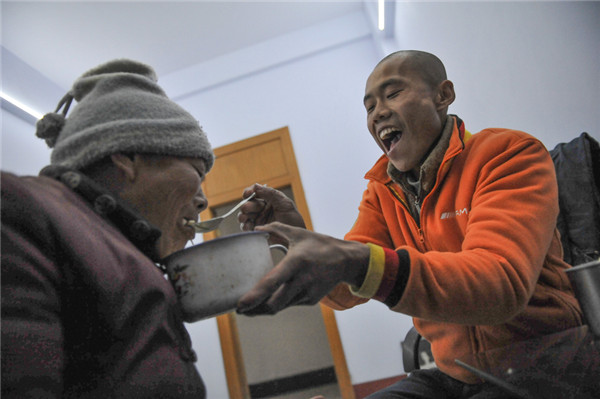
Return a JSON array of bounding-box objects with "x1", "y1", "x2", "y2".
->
[{"x1": 36, "y1": 59, "x2": 214, "y2": 171}]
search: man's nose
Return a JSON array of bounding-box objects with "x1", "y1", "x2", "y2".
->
[{"x1": 373, "y1": 103, "x2": 391, "y2": 123}]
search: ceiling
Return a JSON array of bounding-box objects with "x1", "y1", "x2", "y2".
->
[{"x1": 2, "y1": 0, "x2": 367, "y2": 90}]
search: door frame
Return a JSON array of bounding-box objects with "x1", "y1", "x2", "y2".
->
[{"x1": 201, "y1": 127, "x2": 355, "y2": 399}]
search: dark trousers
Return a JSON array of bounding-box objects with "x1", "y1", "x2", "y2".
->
[{"x1": 365, "y1": 369, "x2": 520, "y2": 399}]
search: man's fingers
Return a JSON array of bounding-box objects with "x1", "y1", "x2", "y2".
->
[
  {"x1": 253, "y1": 223, "x2": 290, "y2": 246},
  {"x1": 236, "y1": 251, "x2": 302, "y2": 313},
  {"x1": 255, "y1": 221, "x2": 299, "y2": 241},
  {"x1": 236, "y1": 222, "x2": 312, "y2": 315},
  {"x1": 236, "y1": 266, "x2": 287, "y2": 313},
  {"x1": 262, "y1": 278, "x2": 308, "y2": 314},
  {"x1": 254, "y1": 202, "x2": 273, "y2": 225},
  {"x1": 239, "y1": 198, "x2": 265, "y2": 216},
  {"x1": 246, "y1": 183, "x2": 279, "y2": 204},
  {"x1": 235, "y1": 302, "x2": 274, "y2": 316}
]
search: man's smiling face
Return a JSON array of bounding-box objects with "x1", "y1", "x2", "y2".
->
[{"x1": 364, "y1": 55, "x2": 449, "y2": 176}]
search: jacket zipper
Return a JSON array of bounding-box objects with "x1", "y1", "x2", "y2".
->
[
  {"x1": 417, "y1": 146, "x2": 461, "y2": 246},
  {"x1": 387, "y1": 183, "x2": 426, "y2": 247},
  {"x1": 382, "y1": 120, "x2": 467, "y2": 250},
  {"x1": 414, "y1": 197, "x2": 426, "y2": 245}
]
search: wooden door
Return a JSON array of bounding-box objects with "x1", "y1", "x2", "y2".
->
[{"x1": 201, "y1": 127, "x2": 355, "y2": 399}]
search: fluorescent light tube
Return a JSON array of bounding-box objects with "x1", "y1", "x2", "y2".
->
[
  {"x1": 378, "y1": 0, "x2": 385, "y2": 31},
  {"x1": 1, "y1": 92, "x2": 43, "y2": 120}
]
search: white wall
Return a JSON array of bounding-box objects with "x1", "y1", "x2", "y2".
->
[
  {"x1": 1, "y1": 111, "x2": 51, "y2": 175},
  {"x1": 1, "y1": 46, "x2": 62, "y2": 175},
  {"x1": 2, "y1": 1, "x2": 599, "y2": 394},
  {"x1": 390, "y1": 1, "x2": 599, "y2": 150}
]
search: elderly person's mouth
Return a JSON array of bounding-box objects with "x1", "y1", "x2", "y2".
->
[{"x1": 183, "y1": 217, "x2": 198, "y2": 230}]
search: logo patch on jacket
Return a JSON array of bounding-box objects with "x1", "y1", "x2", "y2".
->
[{"x1": 440, "y1": 208, "x2": 469, "y2": 219}]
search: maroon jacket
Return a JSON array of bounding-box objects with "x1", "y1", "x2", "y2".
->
[{"x1": 1, "y1": 170, "x2": 205, "y2": 398}]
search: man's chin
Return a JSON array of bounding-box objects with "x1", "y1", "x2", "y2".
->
[{"x1": 387, "y1": 157, "x2": 410, "y2": 172}]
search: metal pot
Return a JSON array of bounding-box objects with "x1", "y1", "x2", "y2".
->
[{"x1": 161, "y1": 231, "x2": 286, "y2": 322}]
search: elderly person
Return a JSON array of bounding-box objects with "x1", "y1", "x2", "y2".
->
[
  {"x1": 237, "y1": 50, "x2": 583, "y2": 398},
  {"x1": 1, "y1": 59, "x2": 214, "y2": 397}
]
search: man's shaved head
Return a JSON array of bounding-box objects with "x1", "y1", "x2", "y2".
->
[{"x1": 376, "y1": 50, "x2": 447, "y2": 89}]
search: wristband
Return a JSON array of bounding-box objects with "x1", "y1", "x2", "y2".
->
[{"x1": 350, "y1": 243, "x2": 385, "y2": 298}]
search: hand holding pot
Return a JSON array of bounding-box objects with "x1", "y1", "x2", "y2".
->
[
  {"x1": 238, "y1": 184, "x2": 306, "y2": 233},
  {"x1": 237, "y1": 222, "x2": 370, "y2": 316}
]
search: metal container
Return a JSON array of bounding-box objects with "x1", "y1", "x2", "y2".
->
[
  {"x1": 565, "y1": 259, "x2": 600, "y2": 338},
  {"x1": 161, "y1": 231, "x2": 286, "y2": 322}
]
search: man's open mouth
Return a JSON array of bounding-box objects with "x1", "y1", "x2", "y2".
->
[{"x1": 379, "y1": 127, "x2": 402, "y2": 151}]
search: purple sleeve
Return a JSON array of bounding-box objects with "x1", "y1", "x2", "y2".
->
[{"x1": 1, "y1": 173, "x2": 64, "y2": 397}]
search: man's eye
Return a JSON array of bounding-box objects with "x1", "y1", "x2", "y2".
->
[{"x1": 387, "y1": 90, "x2": 401, "y2": 99}]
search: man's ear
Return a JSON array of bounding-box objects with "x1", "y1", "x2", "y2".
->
[
  {"x1": 110, "y1": 154, "x2": 137, "y2": 181},
  {"x1": 436, "y1": 80, "x2": 456, "y2": 110}
]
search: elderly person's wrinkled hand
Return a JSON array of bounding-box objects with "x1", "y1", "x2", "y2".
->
[
  {"x1": 238, "y1": 184, "x2": 306, "y2": 233},
  {"x1": 236, "y1": 222, "x2": 370, "y2": 315}
]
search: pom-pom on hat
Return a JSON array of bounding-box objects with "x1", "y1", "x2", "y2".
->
[{"x1": 36, "y1": 59, "x2": 214, "y2": 171}]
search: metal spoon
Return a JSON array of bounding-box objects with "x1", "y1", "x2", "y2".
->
[{"x1": 188, "y1": 192, "x2": 256, "y2": 233}]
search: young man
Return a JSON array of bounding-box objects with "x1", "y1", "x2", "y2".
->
[
  {"x1": 236, "y1": 50, "x2": 583, "y2": 397},
  {"x1": 2, "y1": 59, "x2": 214, "y2": 397}
]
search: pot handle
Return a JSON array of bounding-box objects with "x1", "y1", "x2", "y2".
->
[{"x1": 269, "y1": 244, "x2": 288, "y2": 255}]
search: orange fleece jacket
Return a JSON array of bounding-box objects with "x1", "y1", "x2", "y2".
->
[{"x1": 323, "y1": 117, "x2": 582, "y2": 383}]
